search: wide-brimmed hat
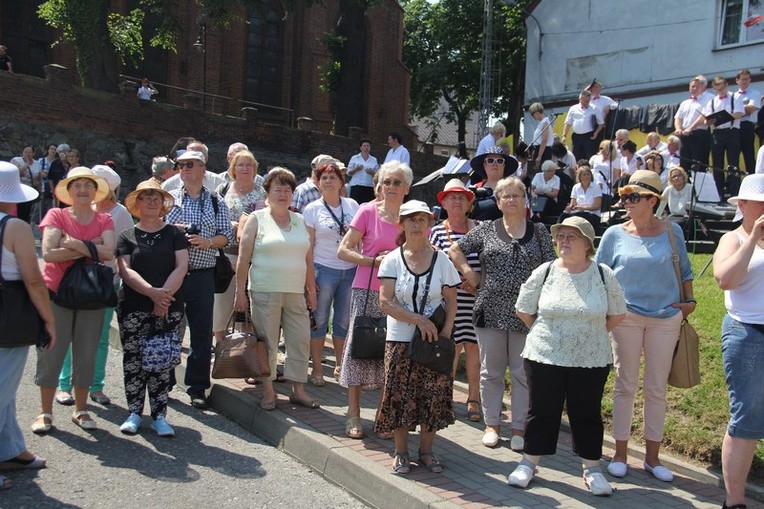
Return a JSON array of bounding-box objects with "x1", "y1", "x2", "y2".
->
[
  {"x1": 124, "y1": 180, "x2": 175, "y2": 218},
  {"x1": 54, "y1": 166, "x2": 110, "y2": 205},
  {"x1": 728, "y1": 174, "x2": 764, "y2": 206},
  {"x1": 399, "y1": 200, "x2": 432, "y2": 218},
  {"x1": 618, "y1": 170, "x2": 665, "y2": 200},
  {"x1": 437, "y1": 178, "x2": 474, "y2": 204},
  {"x1": 551, "y1": 216, "x2": 595, "y2": 252},
  {"x1": 0, "y1": 161, "x2": 39, "y2": 204},
  {"x1": 469, "y1": 146, "x2": 519, "y2": 182},
  {"x1": 91, "y1": 164, "x2": 121, "y2": 191}
]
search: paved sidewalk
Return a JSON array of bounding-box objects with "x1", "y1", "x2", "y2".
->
[{"x1": 189, "y1": 339, "x2": 763, "y2": 509}]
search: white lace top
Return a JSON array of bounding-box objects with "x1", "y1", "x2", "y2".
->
[{"x1": 515, "y1": 261, "x2": 626, "y2": 368}]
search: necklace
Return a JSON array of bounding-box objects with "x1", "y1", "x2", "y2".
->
[{"x1": 271, "y1": 211, "x2": 292, "y2": 232}]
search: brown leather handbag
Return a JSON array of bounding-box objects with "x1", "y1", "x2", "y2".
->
[{"x1": 212, "y1": 311, "x2": 271, "y2": 379}]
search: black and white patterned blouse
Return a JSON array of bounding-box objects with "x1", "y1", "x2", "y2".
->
[{"x1": 456, "y1": 219, "x2": 556, "y2": 332}]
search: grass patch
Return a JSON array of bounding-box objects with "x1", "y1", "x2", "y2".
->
[{"x1": 456, "y1": 254, "x2": 764, "y2": 479}]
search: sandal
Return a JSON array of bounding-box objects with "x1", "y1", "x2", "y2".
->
[
  {"x1": 466, "y1": 400, "x2": 482, "y2": 422},
  {"x1": 333, "y1": 366, "x2": 341, "y2": 381},
  {"x1": 0, "y1": 474, "x2": 11, "y2": 490},
  {"x1": 308, "y1": 375, "x2": 326, "y2": 387},
  {"x1": 345, "y1": 416, "x2": 364, "y2": 439},
  {"x1": 71, "y1": 410, "x2": 97, "y2": 430},
  {"x1": 288, "y1": 394, "x2": 320, "y2": 409},
  {"x1": 31, "y1": 414, "x2": 53, "y2": 435},
  {"x1": 0, "y1": 454, "x2": 46, "y2": 471},
  {"x1": 274, "y1": 370, "x2": 286, "y2": 383},
  {"x1": 418, "y1": 450, "x2": 444, "y2": 473},
  {"x1": 392, "y1": 452, "x2": 410, "y2": 474},
  {"x1": 55, "y1": 391, "x2": 74, "y2": 406},
  {"x1": 244, "y1": 378, "x2": 261, "y2": 385}
]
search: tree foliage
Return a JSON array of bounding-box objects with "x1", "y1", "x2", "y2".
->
[{"x1": 401, "y1": 0, "x2": 530, "y2": 156}]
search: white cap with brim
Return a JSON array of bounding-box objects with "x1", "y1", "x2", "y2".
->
[
  {"x1": 399, "y1": 200, "x2": 432, "y2": 218},
  {"x1": 176, "y1": 150, "x2": 206, "y2": 164},
  {"x1": 91, "y1": 165, "x2": 121, "y2": 191},
  {"x1": 0, "y1": 161, "x2": 40, "y2": 204}
]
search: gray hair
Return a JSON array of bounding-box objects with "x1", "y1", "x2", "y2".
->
[
  {"x1": 152, "y1": 156, "x2": 175, "y2": 178},
  {"x1": 227, "y1": 142, "x2": 248, "y2": 158},
  {"x1": 490, "y1": 122, "x2": 506, "y2": 136},
  {"x1": 186, "y1": 141, "x2": 209, "y2": 159},
  {"x1": 377, "y1": 161, "x2": 414, "y2": 186},
  {"x1": 615, "y1": 129, "x2": 630, "y2": 140},
  {"x1": 494, "y1": 177, "x2": 526, "y2": 199},
  {"x1": 667, "y1": 135, "x2": 681, "y2": 147},
  {"x1": 692, "y1": 75, "x2": 708, "y2": 87},
  {"x1": 528, "y1": 103, "x2": 544, "y2": 115}
]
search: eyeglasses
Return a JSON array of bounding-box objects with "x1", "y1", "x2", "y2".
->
[
  {"x1": 555, "y1": 233, "x2": 583, "y2": 242},
  {"x1": 69, "y1": 181, "x2": 95, "y2": 190},
  {"x1": 498, "y1": 193, "x2": 525, "y2": 201},
  {"x1": 382, "y1": 179, "x2": 404, "y2": 187},
  {"x1": 138, "y1": 195, "x2": 162, "y2": 204},
  {"x1": 177, "y1": 162, "x2": 196, "y2": 169},
  {"x1": 622, "y1": 192, "x2": 653, "y2": 204},
  {"x1": 484, "y1": 157, "x2": 505, "y2": 165}
]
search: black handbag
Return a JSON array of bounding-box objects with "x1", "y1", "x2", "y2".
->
[
  {"x1": 407, "y1": 251, "x2": 455, "y2": 375},
  {"x1": 0, "y1": 216, "x2": 45, "y2": 348},
  {"x1": 53, "y1": 240, "x2": 117, "y2": 310},
  {"x1": 214, "y1": 249, "x2": 235, "y2": 293},
  {"x1": 350, "y1": 256, "x2": 387, "y2": 360}
]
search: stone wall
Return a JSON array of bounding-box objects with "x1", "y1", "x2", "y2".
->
[{"x1": 0, "y1": 66, "x2": 445, "y2": 198}]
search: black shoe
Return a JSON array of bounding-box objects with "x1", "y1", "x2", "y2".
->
[{"x1": 189, "y1": 393, "x2": 209, "y2": 409}]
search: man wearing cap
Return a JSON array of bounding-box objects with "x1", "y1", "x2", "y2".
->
[
  {"x1": 562, "y1": 89, "x2": 604, "y2": 161},
  {"x1": 346, "y1": 140, "x2": 379, "y2": 204},
  {"x1": 291, "y1": 154, "x2": 335, "y2": 213},
  {"x1": 162, "y1": 141, "x2": 226, "y2": 193},
  {"x1": 165, "y1": 150, "x2": 234, "y2": 409},
  {"x1": 383, "y1": 132, "x2": 411, "y2": 165},
  {"x1": 476, "y1": 123, "x2": 507, "y2": 156}
]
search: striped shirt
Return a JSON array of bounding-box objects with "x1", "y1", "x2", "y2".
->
[{"x1": 430, "y1": 221, "x2": 481, "y2": 344}]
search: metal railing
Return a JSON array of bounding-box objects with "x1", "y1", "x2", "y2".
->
[{"x1": 120, "y1": 74, "x2": 294, "y2": 127}]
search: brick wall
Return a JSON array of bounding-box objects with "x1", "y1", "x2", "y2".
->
[{"x1": 0, "y1": 68, "x2": 445, "y2": 197}]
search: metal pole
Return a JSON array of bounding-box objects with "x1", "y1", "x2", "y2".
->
[
  {"x1": 202, "y1": 25, "x2": 207, "y2": 112},
  {"x1": 476, "y1": 0, "x2": 494, "y2": 143}
]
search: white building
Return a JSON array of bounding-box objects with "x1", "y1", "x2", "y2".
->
[{"x1": 522, "y1": 0, "x2": 763, "y2": 140}]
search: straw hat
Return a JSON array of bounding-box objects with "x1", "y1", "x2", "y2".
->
[
  {"x1": 437, "y1": 178, "x2": 474, "y2": 204},
  {"x1": 551, "y1": 216, "x2": 596, "y2": 252},
  {"x1": 124, "y1": 180, "x2": 175, "y2": 218},
  {"x1": 0, "y1": 161, "x2": 39, "y2": 204},
  {"x1": 54, "y1": 166, "x2": 110, "y2": 205},
  {"x1": 618, "y1": 169, "x2": 665, "y2": 200}
]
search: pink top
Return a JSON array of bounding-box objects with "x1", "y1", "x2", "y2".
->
[
  {"x1": 40, "y1": 208, "x2": 115, "y2": 292},
  {"x1": 349, "y1": 201, "x2": 399, "y2": 291}
]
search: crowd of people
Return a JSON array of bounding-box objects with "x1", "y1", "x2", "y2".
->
[{"x1": 0, "y1": 104, "x2": 762, "y2": 506}]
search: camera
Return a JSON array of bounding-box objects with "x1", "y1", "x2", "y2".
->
[
  {"x1": 468, "y1": 186, "x2": 493, "y2": 200},
  {"x1": 185, "y1": 223, "x2": 200, "y2": 235}
]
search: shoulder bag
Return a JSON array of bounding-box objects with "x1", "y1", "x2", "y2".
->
[
  {"x1": 407, "y1": 249, "x2": 455, "y2": 375},
  {"x1": 53, "y1": 240, "x2": 118, "y2": 310},
  {"x1": 212, "y1": 311, "x2": 270, "y2": 379},
  {"x1": 210, "y1": 195, "x2": 235, "y2": 293},
  {"x1": 666, "y1": 223, "x2": 701, "y2": 388},
  {"x1": 0, "y1": 216, "x2": 45, "y2": 348},
  {"x1": 350, "y1": 256, "x2": 387, "y2": 360},
  {"x1": 141, "y1": 317, "x2": 182, "y2": 373}
]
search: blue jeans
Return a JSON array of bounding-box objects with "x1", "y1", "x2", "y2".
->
[
  {"x1": 722, "y1": 314, "x2": 764, "y2": 439},
  {"x1": 312, "y1": 263, "x2": 356, "y2": 340},
  {"x1": 0, "y1": 346, "x2": 29, "y2": 460}
]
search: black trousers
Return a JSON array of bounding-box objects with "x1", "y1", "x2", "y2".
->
[
  {"x1": 740, "y1": 121, "x2": 756, "y2": 174},
  {"x1": 679, "y1": 129, "x2": 711, "y2": 170},
  {"x1": 523, "y1": 359, "x2": 610, "y2": 461},
  {"x1": 179, "y1": 269, "x2": 215, "y2": 395},
  {"x1": 711, "y1": 128, "x2": 741, "y2": 199},
  {"x1": 571, "y1": 132, "x2": 597, "y2": 162}
]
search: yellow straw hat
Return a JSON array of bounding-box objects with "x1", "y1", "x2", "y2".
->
[
  {"x1": 54, "y1": 166, "x2": 110, "y2": 205},
  {"x1": 124, "y1": 180, "x2": 175, "y2": 218}
]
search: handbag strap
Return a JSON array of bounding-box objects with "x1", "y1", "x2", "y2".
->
[
  {"x1": 360, "y1": 255, "x2": 378, "y2": 315},
  {"x1": 83, "y1": 240, "x2": 100, "y2": 263},
  {"x1": 414, "y1": 248, "x2": 439, "y2": 315},
  {"x1": 0, "y1": 215, "x2": 12, "y2": 285},
  {"x1": 665, "y1": 221, "x2": 686, "y2": 303}
]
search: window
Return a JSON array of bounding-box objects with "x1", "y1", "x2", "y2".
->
[
  {"x1": 245, "y1": 1, "x2": 282, "y2": 107},
  {"x1": 720, "y1": 0, "x2": 764, "y2": 46}
]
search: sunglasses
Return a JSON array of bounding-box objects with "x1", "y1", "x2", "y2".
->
[
  {"x1": 622, "y1": 192, "x2": 653, "y2": 204},
  {"x1": 484, "y1": 157, "x2": 505, "y2": 165},
  {"x1": 177, "y1": 161, "x2": 196, "y2": 169}
]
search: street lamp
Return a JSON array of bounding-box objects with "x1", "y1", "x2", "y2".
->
[{"x1": 194, "y1": 13, "x2": 208, "y2": 111}]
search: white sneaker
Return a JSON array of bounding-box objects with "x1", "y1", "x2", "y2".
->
[
  {"x1": 584, "y1": 471, "x2": 612, "y2": 496},
  {"x1": 644, "y1": 462, "x2": 673, "y2": 482},
  {"x1": 482, "y1": 429, "x2": 500, "y2": 448},
  {"x1": 606, "y1": 460, "x2": 627, "y2": 478},
  {"x1": 509, "y1": 435, "x2": 525, "y2": 452},
  {"x1": 507, "y1": 463, "x2": 535, "y2": 488}
]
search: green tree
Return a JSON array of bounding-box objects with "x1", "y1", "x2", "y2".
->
[{"x1": 401, "y1": 0, "x2": 528, "y2": 157}]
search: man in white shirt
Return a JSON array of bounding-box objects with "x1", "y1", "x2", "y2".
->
[
  {"x1": 562, "y1": 89, "x2": 604, "y2": 161},
  {"x1": 383, "y1": 132, "x2": 411, "y2": 165},
  {"x1": 346, "y1": 139, "x2": 378, "y2": 203},
  {"x1": 661, "y1": 135, "x2": 682, "y2": 170},
  {"x1": 162, "y1": 141, "x2": 226, "y2": 192},
  {"x1": 636, "y1": 132, "x2": 668, "y2": 157},
  {"x1": 702, "y1": 75, "x2": 745, "y2": 199},
  {"x1": 674, "y1": 75, "x2": 713, "y2": 171},
  {"x1": 587, "y1": 79, "x2": 617, "y2": 140},
  {"x1": 735, "y1": 69, "x2": 762, "y2": 174},
  {"x1": 476, "y1": 122, "x2": 507, "y2": 156}
]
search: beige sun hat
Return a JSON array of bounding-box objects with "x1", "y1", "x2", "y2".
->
[
  {"x1": 618, "y1": 169, "x2": 665, "y2": 200},
  {"x1": 124, "y1": 180, "x2": 175, "y2": 218},
  {"x1": 54, "y1": 166, "x2": 110, "y2": 205},
  {"x1": 550, "y1": 216, "x2": 596, "y2": 251}
]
